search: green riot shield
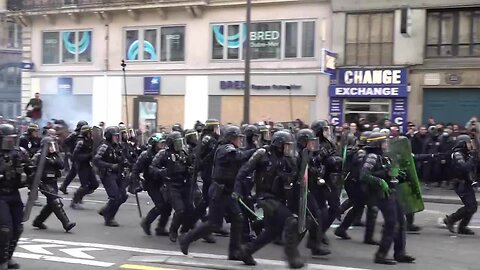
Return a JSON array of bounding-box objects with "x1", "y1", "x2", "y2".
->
[
  {"x1": 298, "y1": 148, "x2": 309, "y2": 234},
  {"x1": 386, "y1": 136, "x2": 424, "y2": 214}
]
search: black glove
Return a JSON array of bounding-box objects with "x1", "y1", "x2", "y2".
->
[{"x1": 111, "y1": 164, "x2": 119, "y2": 172}]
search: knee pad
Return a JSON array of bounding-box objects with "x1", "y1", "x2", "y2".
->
[
  {"x1": 466, "y1": 204, "x2": 478, "y2": 214},
  {"x1": 0, "y1": 227, "x2": 12, "y2": 242}
]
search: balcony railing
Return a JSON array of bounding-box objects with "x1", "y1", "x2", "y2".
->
[{"x1": 7, "y1": 0, "x2": 180, "y2": 11}]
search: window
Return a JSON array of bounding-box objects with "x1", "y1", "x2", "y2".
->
[
  {"x1": 427, "y1": 9, "x2": 480, "y2": 57},
  {"x1": 345, "y1": 13, "x2": 394, "y2": 66},
  {"x1": 7, "y1": 21, "x2": 21, "y2": 48},
  {"x1": 161, "y1": 26, "x2": 185, "y2": 62},
  {"x1": 211, "y1": 20, "x2": 315, "y2": 60},
  {"x1": 125, "y1": 26, "x2": 185, "y2": 62},
  {"x1": 42, "y1": 30, "x2": 92, "y2": 64}
]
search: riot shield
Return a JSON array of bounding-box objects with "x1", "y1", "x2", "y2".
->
[
  {"x1": 23, "y1": 143, "x2": 49, "y2": 222},
  {"x1": 298, "y1": 148, "x2": 309, "y2": 234},
  {"x1": 92, "y1": 126, "x2": 103, "y2": 154},
  {"x1": 386, "y1": 136, "x2": 424, "y2": 214}
]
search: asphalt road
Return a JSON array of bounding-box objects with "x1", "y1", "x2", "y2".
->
[{"x1": 14, "y1": 180, "x2": 480, "y2": 270}]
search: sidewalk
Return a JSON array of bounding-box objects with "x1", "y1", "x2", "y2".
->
[{"x1": 421, "y1": 186, "x2": 480, "y2": 205}]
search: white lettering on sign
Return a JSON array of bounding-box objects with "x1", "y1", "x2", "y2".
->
[
  {"x1": 334, "y1": 87, "x2": 400, "y2": 96},
  {"x1": 250, "y1": 31, "x2": 280, "y2": 41},
  {"x1": 331, "y1": 117, "x2": 340, "y2": 126},
  {"x1": 394, "y1": 117, "x2": 404, "y2": 125},
  {"x1": 343, "y1": 70, "x2": 402, "y2": 85}
]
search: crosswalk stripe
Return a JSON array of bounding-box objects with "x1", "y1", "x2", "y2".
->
[{"x1": 120, "y1": 264, "x2": 178, "y2": 270}]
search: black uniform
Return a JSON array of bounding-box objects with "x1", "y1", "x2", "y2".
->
[
  {"x1": 360, "y1": 135, "x2": 414, "y2": 265},
  {"x1": 0, "y1": 125, "x2": 32, "y2": 270},
  {"x1": 60, "y1": 131, "x2": 79, "y2": 192},
  {"x1": 93, "y1": 127, "x2": 128, "y2": 227},
  {"x1": 71, "y1": 135, "x2": 99, "y2": 208},
  {"x1": 135, "y1": 146, "x2": 171, "y2": 236},
  {"x1": 19, "y1": 133, "x2": 40, "y2": 157},
  {"x1": 335, "y1": 146, "x2": 379, "y2": 244},
  {"x1": 444, "y1": 135, "x2": 478, "y2": 235},
  {"x1": 180, "y1": 129, "x2": 254, "y2": 258},
  {"x1": 150, "y1": 136, "x2": 193, "y2": 243},
  {"x1": 234, "y1": 131, "x2": 304, "y2": 269},
  {"x1": 32, "y1": 138, "x2": 76, "y2": 232}
]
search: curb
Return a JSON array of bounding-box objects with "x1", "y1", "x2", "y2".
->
[{"x1": 422, "y1": 195, "x2": 480, "y2": 205}]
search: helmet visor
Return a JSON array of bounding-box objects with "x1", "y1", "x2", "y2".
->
[
  {"x1": 49, "y1": 141, "x2": 59, "y2": 153},
  {"x1": 1, "y1": 135, "x2": 16, "y2": 150},
  {"x1": 283, "y1": 142, "x2": 295, "y2": 157},
  {"x1": 261, "y1": 130, "x2": 272, "y2": 141},
  {"x1": 185, "y1": 131, "x2": 199, "y2": 145},
  {"x1": 173, "y1": 138, "x2": 184, "y2": 152}
]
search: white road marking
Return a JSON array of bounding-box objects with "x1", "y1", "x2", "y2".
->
[
  {"x1": 59, "y1": 247, "x2": 103, "y2": 259},
  {"x1": 437, "y1": 217, "x2": 480, "y2": 229},
  {"x1": 13, "y1": 252, "x2": 115, "y2": 267},
  {"x1": 38, "y1": 195, "x2": 140, "y2": 206},
  {"x1": 26, "y1": 238, "x2": 372, "y2": 270},
  {"x1": 19, "y1": 244, "x2": 66, "y2": 255}
]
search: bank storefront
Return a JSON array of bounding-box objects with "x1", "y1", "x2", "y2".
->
[
  {"x1": 208, "y1": 74, "x2": 319, "y2": 124},
  {"x1": 328, "y1": 67, "x2": 408, "y2": 131}
]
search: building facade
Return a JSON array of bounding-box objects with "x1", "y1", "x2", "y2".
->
[
  {"x1": 0, "y1": 1, "x2": 22, "y2": 119},
  {"x1": 7, "y1": 0, "x2": 331, "y2": 130},
  {"x1": 331, "y1": 0, "x2": 480, "y2": 130}
]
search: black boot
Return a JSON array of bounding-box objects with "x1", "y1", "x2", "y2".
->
[
  {"x1": 179, "y1": 222, "x2": 213, "y2": 255},
  {"x1": 307, "y1": 226, "x2": 330, "y2": 256},
  {"x1": 228, "y1": 221, "x2": 243, "y2": 260},
  {"x1": 155, "y1": 211, "x2": 170, "y2": 236},
  {"x1": 236, "y1": 245, "x2": 257, "y2": 266},
  {"x1": 7, "y1": 229, "x2": 21, "y2": 269},
  {"x1": 141, "y1": 207, "x2": 160, "y2": 236},
  {"x1": 7, "y1": 259, "x2": 20, "y2": 269},
  {"x1": 169, "y1": 212, "x2": 184, "y2": 243},
  {"x1": 458, "y1": 212, "x2": 475, "y2": 235},
  {"x1": 32, "y1": 205, "x2": 52, "y2": 230},
  {"x1": 71, "y1": 187, "x2": 88, "y2": 210},
  {"x1": 394, "y1": 253, "x2": 416, "y2": 263},
  {"x1": 284, "y1": 218, "x2": 305, "y2": 269},
  {"x1": 52, "y1": 200, "x2": 76, "y2": 232},
  {"x1": 0, "y1": 234, "x2": 11, "y2": 270},
  {"x1": 374, "y1": 252, "x2": 396, "y2": 265}
]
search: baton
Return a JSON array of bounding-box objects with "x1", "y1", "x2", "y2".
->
[
  {"x1": 135, "y1": 193, "x2": 143, "y2": 218},
  {"x1": 307, "y1": 206, "x2": 319, "y2": 226},
  {"x1": 238, "y1": 197, "x2": 263, "y2": 221}
]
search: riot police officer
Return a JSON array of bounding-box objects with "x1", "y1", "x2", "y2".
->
[
  {"x1": 94, "y1": 126, "x2": 128, "y2": 227},
  {"x1": 133, "y1": 134, "x2": 171, "y2": 236},
  {"x1": 71, "y1": 125, "x2": 99, "y2": 210},
  {"x1": 150, "y1": 131, "x2": 193, "y2": 242},
  {"x1": 243, "y1": 125, "x2": 259, "y2": 151},
  {"x1": 444, "y1": 134, "x2": 478, "y2": 235},
  {"x1": 335, "y1": 132, "x2": 379, "y2": 245},
  {"x1": 296, "y1": 128, "x2": 331, "y2": 256},
  {"x1": 360, "y1": 132, "x2": 415, "y2": 265},
  {"x1": 19, "y1": 124, "x2": 41, "y2": 157},
  {"x1": 311, "y1": 120, "x2": 343, "y2": 233},
  {"x1": 258, "y1": 125, "x2": 271, "y2": 146},
  {"x1": 60, "y1": 120, "x2": 88, "y2": 194},
  {"x1": 0, "y1": 124, "x2": 32, "y2": 270},
  {"x1": 179, "y1": 125, "x2": 254, "y2": 258},
  {"x1": 32, "y1": 137, "x2": 76, "y2": 232},
  {"x1": 235, "y1": 130, "x2": 304, "y2": 268}
]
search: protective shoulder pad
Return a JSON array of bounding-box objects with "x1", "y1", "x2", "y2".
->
[{"x1": 224, "y1": 144, "x2": 237, "y2": 153}]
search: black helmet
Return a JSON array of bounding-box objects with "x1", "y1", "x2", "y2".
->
[
  {"x1": 365, "y1": 132, "x2": 387, "y2": 150},
  {"x1": 184, "y1": 129, "x2": 199, "y2": 146},
  {"x1": 223, "y1": 125, "x2": 243, "y2": 143},
  {"x1": 204, "y1": 119, "x2": 220, "y2": 135},
  {"x1": 271, "y1": 123, "x2": 285, "y2": 134},
  {"x1": 166, "y1": 131, "x2": 184, "y2": 152},
  {"x1": 271, "y1": 130, "x2": 295, "y2": 156},
  {"x1": 41, "y1": 136, "x2": 59, "y2": 153},
  {"x1": 244, "y1": 125, "x2": 259, "y2": 138},
  {"x1": 311, "y1": 119, "x2": 330, "y2": 138},
  {"x1": 27, "y1": 123, "x2": 39, "y2": 134},
  {"x1": 296, "y1": 128, "x2": 316, "y2": 149},
  {"x1": 80, "y1": 125, "x2": 92, "y2": 137},
  {"x1": 455, "y1": 134, "x2": 472, "y2": 149},
  {"x1": 358, "y1": 131, "x2": 372, "y2": 147},
  {"x1": 104, "y1": 126, "x2": 120, "y2": 142},
  {"x1": 172, "y1": 124, "x2": 183, "y2": 133},
  {"x1": 0, "y1": 124, "x2": 17, "y2": 150},
  {"x1": 194, "y1": 121, "x2": 204, "y2": 133},
  {"x1": 75, "y1": 120, "x2": 88, "y2": 132}
]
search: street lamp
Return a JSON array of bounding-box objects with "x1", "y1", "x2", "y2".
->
[{"x1": 243, "y1": 0, "x2": 251, "y2": 124}]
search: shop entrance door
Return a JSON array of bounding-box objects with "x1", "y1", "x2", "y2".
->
[
  {"x1": 133, "y1": 97, "x2": 157, "y2": 132},
  {"x1": 344, "y1": 98, "x2": 391, "y2": 124}
]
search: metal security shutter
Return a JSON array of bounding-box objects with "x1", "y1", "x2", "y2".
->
[
  {"x1": 208, "y1": 96, "x2": 221, "y2": 120},
  {"x1": 423, "y1": 88, "x2": 480, "y2": 125}
]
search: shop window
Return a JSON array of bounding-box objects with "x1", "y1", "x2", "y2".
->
[
  {"x1": 42, "y1": 30, "x2": 92, "y2": 64},
  {"x1": 211, "y1": 20, "x2": 315, "y2": 61},
  {"x1": 125, "y1": 26, "x2": 184, "y2": 62},
  {"x1": 427, "y1": 9, "x2": 480, "y2": 57},
  {"x1": 345, "y1": 12, "x2": 394, "y2": 66},
  {"x1": 344, "y1": 99, "x2": 391, "y2": 124}
]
